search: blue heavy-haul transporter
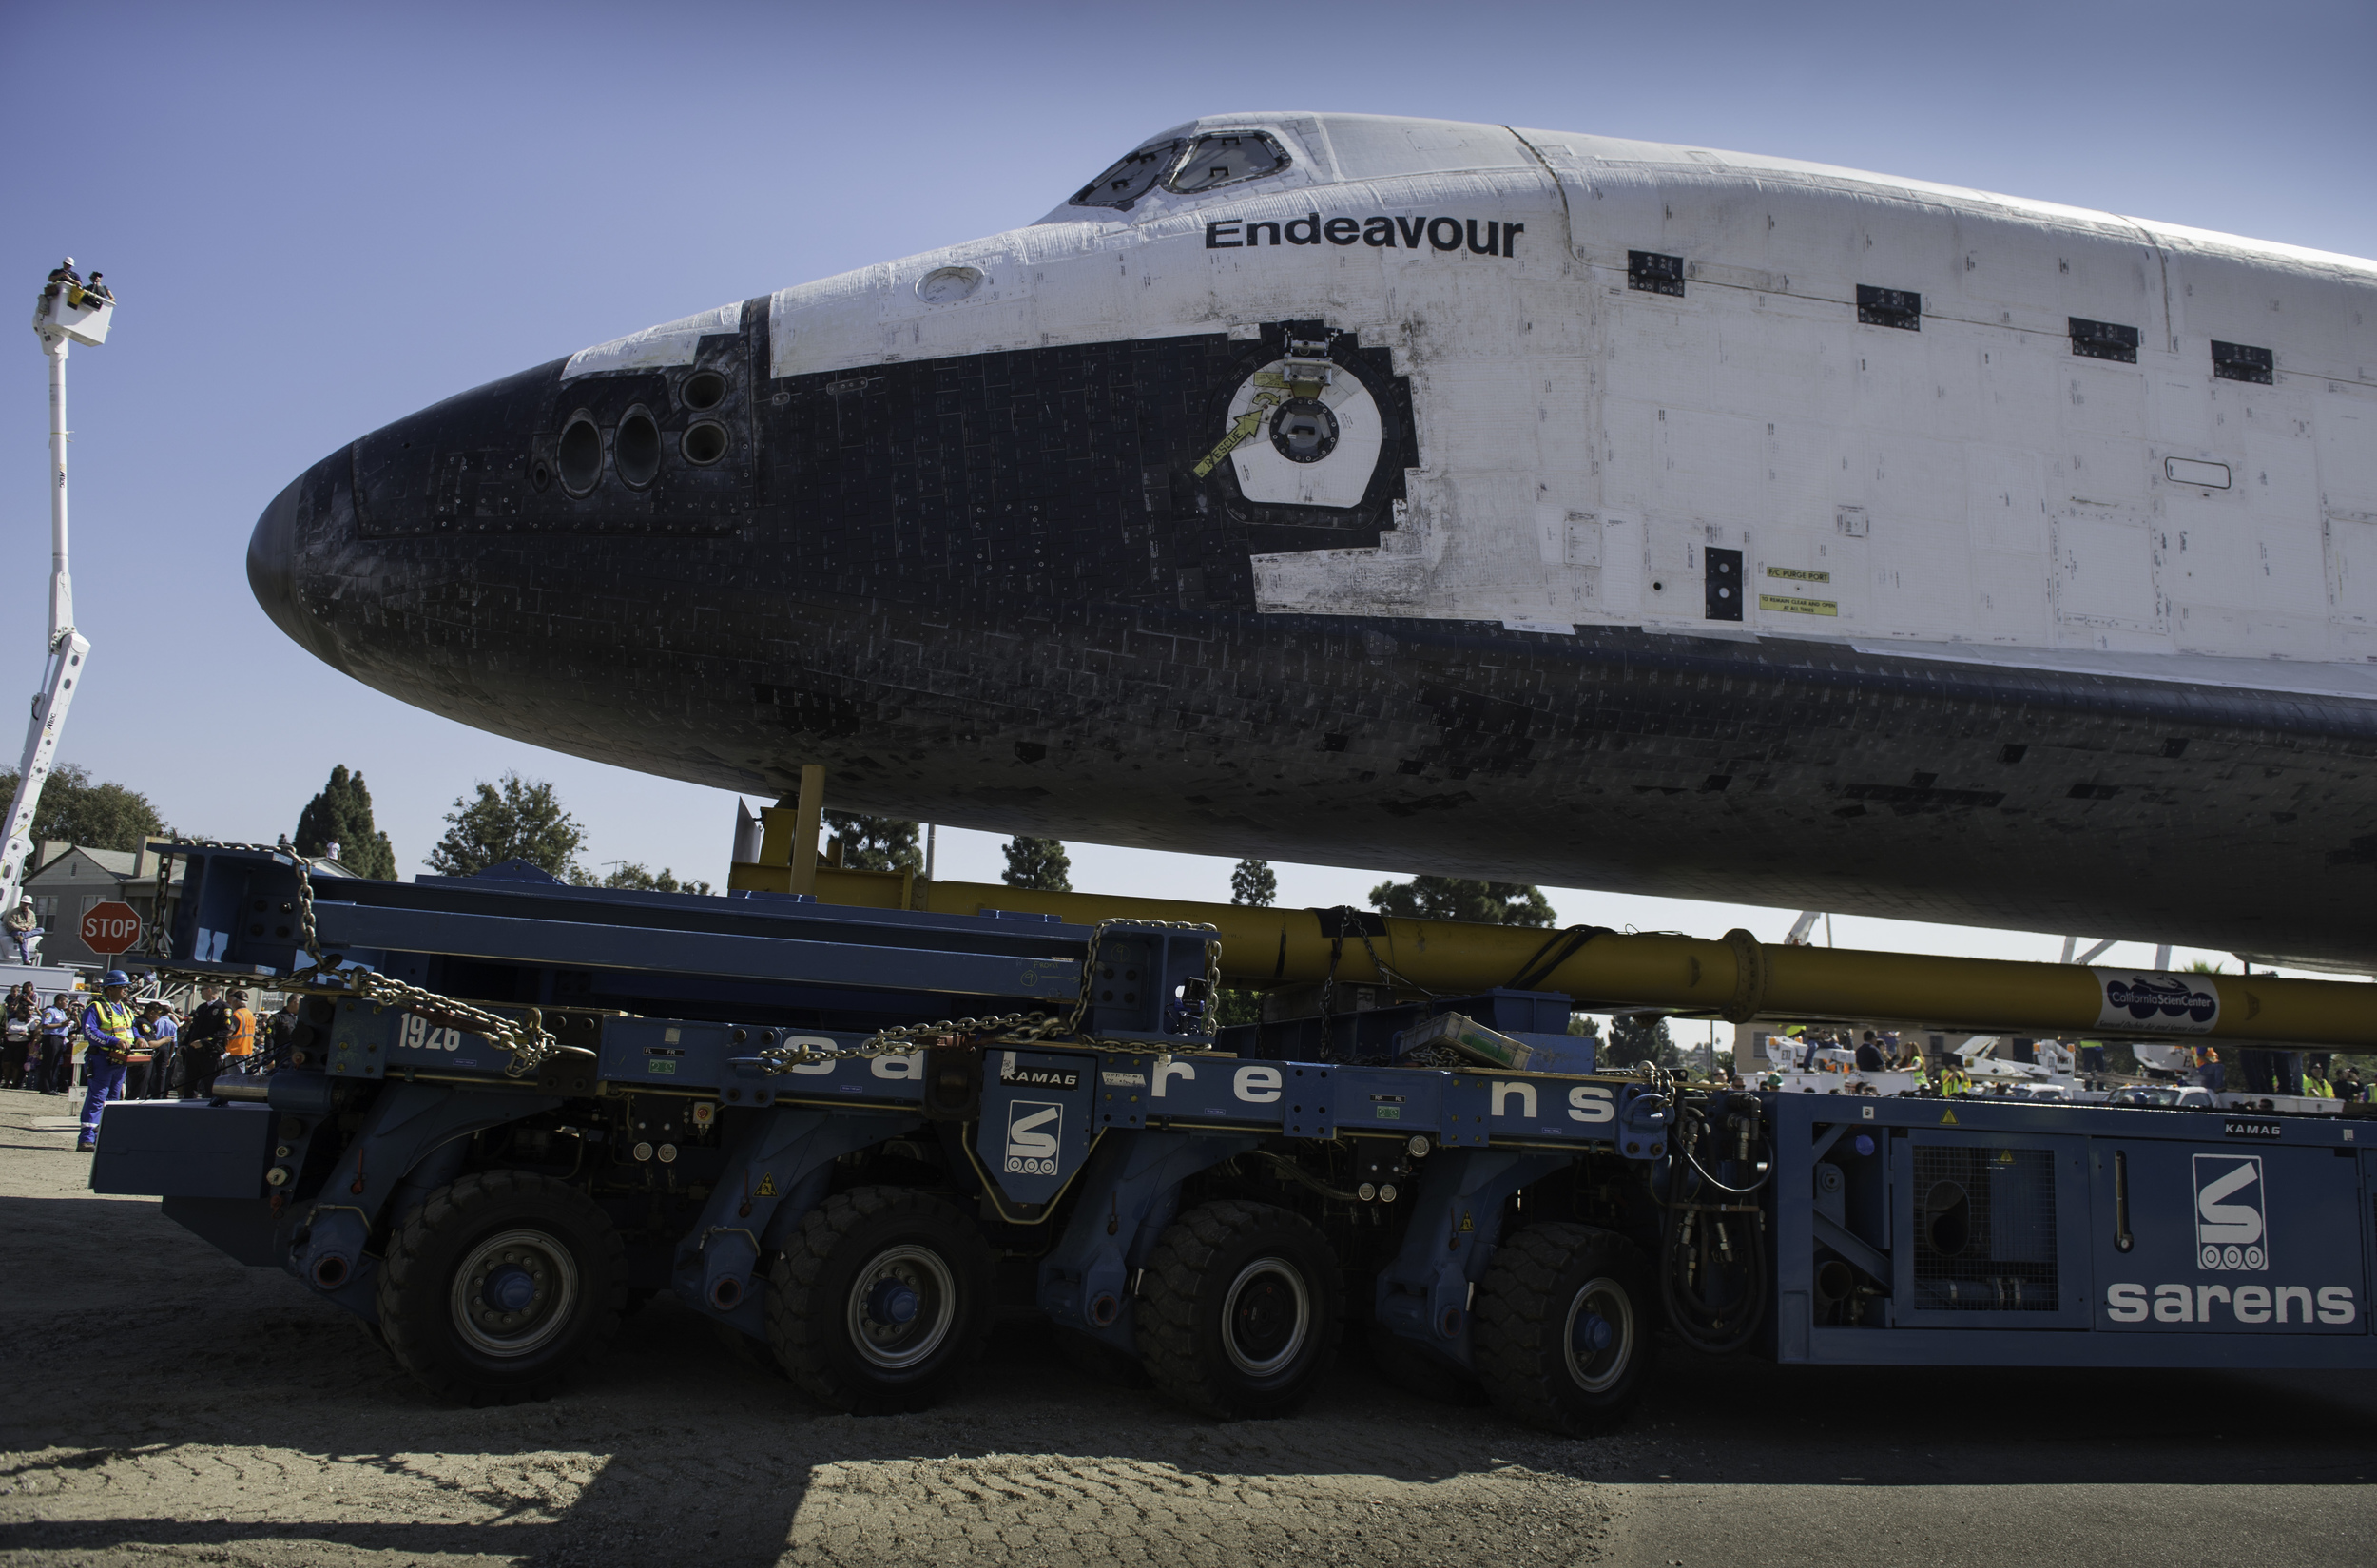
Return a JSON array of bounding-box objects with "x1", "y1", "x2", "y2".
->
[{"x1": 87, "y1": 846, "x2": 2377, "y2": 1428}]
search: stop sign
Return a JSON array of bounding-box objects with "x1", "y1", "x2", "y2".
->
[{"x1": 81, "y1": 900, "x2": 141, "y2": 956}]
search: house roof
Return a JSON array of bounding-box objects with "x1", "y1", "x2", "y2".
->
[
  {"x1": 26, "y1": 843, "x2": 348, "y2": 885},
  {"x1": 28, "y1": 846, "x2": 139, "y2": 878}
]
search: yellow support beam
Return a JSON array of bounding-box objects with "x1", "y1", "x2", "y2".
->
[
  {"x1": 717, "y1": 767, "x2": 2372, "y2": 1048},
  {"x1": 732, "y1": 765, "x2": 833, "y2": 898},
  {"x1": 788, "y1": 765, "x2": 825, "y2": 896},
  {"x1": 798, "y1": 877, "x2": 2374, "y2": 1051}
]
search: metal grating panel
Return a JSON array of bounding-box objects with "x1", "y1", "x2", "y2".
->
[
  {"x1": 1910, "y1": 1145, "x2": 2058, "y2": 1310},
  {"x1": 2211, "y1": 339, "x2": 2274, "y2": 385},
  {"x1": 1856, "y1": 284, "x2": 1922, "y2": 331},
  {"x1": 2069, "y1": 317, "x2": 2140, "y2": 364},
  {"x1": 1628, "y1": 249, "x2": 1687, "y2": 297}
]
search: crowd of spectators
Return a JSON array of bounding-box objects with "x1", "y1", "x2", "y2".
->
[
  {"x1": 1757, "y1": 1023, "x2": 2370, "y2": 1105},
  {"x1": 0, "y1": 980, "x2": 308, "y2": 1104}
]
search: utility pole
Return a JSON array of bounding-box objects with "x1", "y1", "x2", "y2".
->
[{"x1": 0, "y1": 262, "x2": 113, "y2": 919}]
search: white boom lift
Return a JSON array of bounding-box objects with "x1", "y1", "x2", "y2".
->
[{"x1": 2, "y1": 263, "x2": 115, "y2": 925}]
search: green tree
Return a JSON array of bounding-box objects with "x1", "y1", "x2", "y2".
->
[
  {"x1": 292, "y1": 765, "x2": 396, "y2": 880},
  {"x1": 597, "y1": 861, "x2": 714, "y2": 896},
  {"x1": 1367, "y1": 875, "x2": 1555, "y2": 927},
  {"x1": 1229, "y1": 858, "x2": 1277, "y2": 906},
  {"x1": 1216, "y1": 856, "x2": 1277, "y2": 1025},
  {"x1": 425, "y1": 773, "x2": 585, "y2": 879},
  {"x1": 825, "y1": 811, "x2": 922, "y2": 874},
  {"x1": 1602, "y1": 1013, "x2": 1679, "y2": 1070},
  {"x1": 0, "y1": 764, "x2": 166, "y2": 854},
  {"x1": 1002, "y1": 835, "x2": 1072, "y2": 892},
  {"x1": 1213, "y1": 987, "x2": 1265, "y2": 1028}
]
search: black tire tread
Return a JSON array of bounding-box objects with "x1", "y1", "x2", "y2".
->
[
  {"x1": 375, "y1": 1169, "x2": 627, "y2": 1405},
  {"x1": 1472, "y1": 1222, "x2": 1651, "y2": 1435},
  {"x1": 764, "y1": 1185, "x2": 991, "y2": 1415},
  {"x1": 1134, "y1": 1198, "x2": 1341, "y2": 1420}
]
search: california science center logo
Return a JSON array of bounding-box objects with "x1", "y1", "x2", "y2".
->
[
  {"x1": 2102, "y1": 974, "x2": 2218, "y2": 1025},
  {"x1": 2193, "y1": 1153, "x2": 2268, "y2": 1272}
]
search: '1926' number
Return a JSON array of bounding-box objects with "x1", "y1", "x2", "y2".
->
[{"x1": 398, "y1": 1016, "x2": 470, "y2": 1053}]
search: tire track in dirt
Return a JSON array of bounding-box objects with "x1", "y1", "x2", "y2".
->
[{"x1": 0, "y1": 1089, "x2": 1624, "y2": 1567}]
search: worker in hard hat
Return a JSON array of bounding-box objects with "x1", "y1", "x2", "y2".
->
[
  {"x1": 4, "y1": 898, "x2": 41, "y2": 964},
  {"x1": 221, "y1": 989, "x2": 258, "y2": 1074},
  {"x1": 73, "y1": 970, "x2": 141, "y2": 1153}
]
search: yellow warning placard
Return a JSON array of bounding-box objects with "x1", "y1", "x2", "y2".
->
[{"x1": 1760, "y1": 593, "x2": 1839, "y2": 617}]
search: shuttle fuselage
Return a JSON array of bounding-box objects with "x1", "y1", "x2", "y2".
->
[{"x1": 248, "y1": 114, "x2": 2377, "y2": 967}]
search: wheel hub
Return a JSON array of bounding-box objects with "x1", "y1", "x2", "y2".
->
[
  {"x1": 1561, "y1": 1277, "x2": 1633, "y2": 1394},
  {"x1": 866, "y1": 1278, "x2": 920, "y2": 1326},
  {"x1": 1221, "y1": 1257, "x2": 1310, "y2": 1377},
  {"x1": 483, "y1": 1265, "x2": 540, "y2": 1314},
  {"x1": 845, "y1": 1245, "x2": 956, "y2": 1370},
  {"x1": 449, "y1": 1229, "x2": 580, "y2": 1359}
]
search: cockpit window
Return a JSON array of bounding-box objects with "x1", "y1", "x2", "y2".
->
[
  {"x1": 1070, "y1": 139, "x2": 1184, "y2": 211},
  {"x1": 1067, "y1": 130, "x2": 1294, "y2": 213},
  {"x1": 1167, "y1": 131, "x2": 1289, "y2": 194}
]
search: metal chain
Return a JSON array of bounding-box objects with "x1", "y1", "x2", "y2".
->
[
  {"x1": 756, "y1": 918, "x2": 1225, "y2": 1072},
  {"x1": 145, "y1": 851, "x2": 1218, "y2": 1080},
  {"x1": 1320, "y1": 911, "x2": 1432, "y2": 1016},
  {"x1": 1066, "y1": 918, "x2": 1223, "y2": 1038},
  {"x1": 142, "y1": 841, "x2": 562, "y2": 1078},
  {"x1": 142, "y1": 839, "x2": 321, "y2": 964},
  {"x1": 343, "y1": 969, "x2": 563, "y2": 1078}
]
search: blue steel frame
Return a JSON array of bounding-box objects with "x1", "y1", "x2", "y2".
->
[
  {"x1": 1766, "y1": 1092, "x2": 2375, "y2": 1367},
  {"x1": 89, "y1": 846, "x2": 2377, "y2": 1379}
]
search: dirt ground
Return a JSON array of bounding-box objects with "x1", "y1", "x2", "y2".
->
[{"x1": 2, "y1": 1086, "x2": 2371, "y2": 1567}]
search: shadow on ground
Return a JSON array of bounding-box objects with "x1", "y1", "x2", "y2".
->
[{"x1": 1, "y1": 1105, "x2": 2372, "y2": 1567}]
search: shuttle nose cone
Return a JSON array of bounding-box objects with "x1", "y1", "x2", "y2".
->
[
  {"x1": 246, "y1": 454, "x2": 354, "y2": 675},
  {"x1": 246, "y1": 477, "x2": 301, "y2": 634}
]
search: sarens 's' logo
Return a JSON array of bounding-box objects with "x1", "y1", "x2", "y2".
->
[
  {"x1": 2193, "y1": 1153, "x2": 2268, "y2": 1271},
  {"x1": 1003, "y1": 1100, "x2": 1061, "y2": 1176}
]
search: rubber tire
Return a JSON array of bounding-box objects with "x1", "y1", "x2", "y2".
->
[
  {"x1": 1134, "y1": 1199, "x2": 1341, "y2": 1420},
  {"x1": 1365, "y1": 1326, "x2": 1488, "y2": 1407},
  {"x1": 375, "y1": 1170, "x2": 627, "y2": 1405},
  {"x1": 1472, "y1": 1223, "x2": 1655, "y2": 1435},
  {"x1": 764, "y1": 1186, "x2": 993, "y2": 1415}
]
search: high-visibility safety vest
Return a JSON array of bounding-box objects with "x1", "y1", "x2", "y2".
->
[
  {"x1": 224, "y1": 1007, "x2": 257, "y2": 1057},
  {"x1": 85, "y1": 998, "x2": 137, "y2": 1062}
]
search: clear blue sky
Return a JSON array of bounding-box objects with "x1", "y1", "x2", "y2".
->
[{"x1": 4, "y1": 0, "x2": 2371, "y2": 974}]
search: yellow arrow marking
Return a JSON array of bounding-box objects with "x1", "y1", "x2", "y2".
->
[{"x1": 1191, "y1": 389, "x2": 1282, "y2": 477}]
